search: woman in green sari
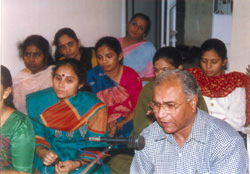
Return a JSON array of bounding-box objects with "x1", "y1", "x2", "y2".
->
[{"x1": 0, "y1": 65, "x2": 35, "y2": 174}]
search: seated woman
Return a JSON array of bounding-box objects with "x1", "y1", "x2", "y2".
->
[
  {"x1": 1, "y1": 65, "x2": 35, "y2": 174},
  {"x1": 53, "y1": 27, "x2": 97, "y2": 71},
  {"x1": 26, "y1": 59, "x2": 108, "y2": 174},
  {"x1": 131, "y1": 46, "x2": 208, "y2": 136},
  {"x1": 187, "y1": 38, "x2": 250, "y2": 133},
  {"x1": 118, "y1": 13, "x2": 156, "y2": 84},
  {"x1": 87, "y1": 36, "x2": 142, "y2": 138},
  {"x1": 13, "y1": 35, "x2": 55, "y2": 114}
]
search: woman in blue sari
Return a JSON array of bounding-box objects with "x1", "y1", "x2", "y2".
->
[
  {"x1": 87, "y1": 36, "x2": 142, "y2": 138},
  {"x1": 118, "y1": 13, "x2": 156, "y2": 85},
  {"x1": 26, "y1": 59, "x2": 108, "y2": 174}
]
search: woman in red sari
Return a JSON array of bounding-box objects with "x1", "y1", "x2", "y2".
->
[{"x1": 187, "y1": 38, "x2": 250, "y2": 134}]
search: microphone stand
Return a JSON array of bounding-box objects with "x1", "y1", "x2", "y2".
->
[{"x1": 80, "y1": 144, "x2": 113, "y2": 174}]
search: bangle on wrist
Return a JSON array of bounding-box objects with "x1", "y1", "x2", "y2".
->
[{"x1": 75, "y1": 159, "x2": 83, "y2": 170}]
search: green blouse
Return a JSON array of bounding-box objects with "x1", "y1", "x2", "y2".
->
[{"x1": 0, "y1": 111, "x2": 35, "y2": 173}]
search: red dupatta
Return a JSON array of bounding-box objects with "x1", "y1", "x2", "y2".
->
[{"x1": 187, "y1": 67, "x2": 250, "y2": 125}]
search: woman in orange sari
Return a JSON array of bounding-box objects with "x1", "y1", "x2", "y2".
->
[{"x1": 187, "y1": 38, "x2": 250, "y2": 133}]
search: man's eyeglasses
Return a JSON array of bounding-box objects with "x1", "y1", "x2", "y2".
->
[{"x1": 149, "y1": 99, "x2": 188, "y2": 114}]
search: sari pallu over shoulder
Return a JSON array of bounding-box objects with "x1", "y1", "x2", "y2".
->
[
  {"x1": 187, "y1": 67, "x2": 250, "y2": 125},
  {"x1": 118, "y1": 38, "x2": 156, "y2": 78},
  {"x1": 26, "y1": 87, "x2": 107, "y2": 133},
  {"x1": 26, "y1": 87, "x2": 109, "y2": 173},
  {"x1": 87, "y1": 65, "x2": 134, "y2": 123},
  {"x1": 13, "y1": 65, "x2": 54, "y2": 114}
]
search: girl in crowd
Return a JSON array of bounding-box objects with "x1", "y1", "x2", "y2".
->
[
  {"x1": 13, "y1": 35, "x2": 55, "y2": 114},
  {"x1": 26, "y1": 59, "x2": 108, "y2": 174},
  {"x1": 87, "y1": 36, "x2": 142, "y2": 138},
  {"x1": 53, "y1": 27, "x2": 97, "y2": 71},
  {"x1": 1, "y1": 65, "x2": 35, "y2": 174},
  {"x1": 188, "y1": 38, "x2": 250, "y2": 133},
  {"x1": 118, "y1": 13, "x2": 156, "y2": 84}
]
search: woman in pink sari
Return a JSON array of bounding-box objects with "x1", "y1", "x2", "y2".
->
[
  {"x1": 13, "y1": 35, "x2": 55, "y2": 114},
  {"x1": 118, "y1": 13, "x2": 156, "y2": 85},
  {"x1": 87, "y1": 36, "x2": 142, "y2": 138}
]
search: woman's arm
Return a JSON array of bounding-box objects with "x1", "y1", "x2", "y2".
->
[
  {"x1": 36, "y1": 145, "x2": 58, "y2": 166},
  {"x1": 116, "y1": 111, "x2": 134, "y2": 130},
  {"x1": 54, "y1": 159, "x2": 86, "y2": 174},
  {"x1": 10, "y1": 115, "x2": 35, "y2": 174}
]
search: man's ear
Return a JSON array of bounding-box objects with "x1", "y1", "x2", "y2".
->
[{"x1": 190, "y1": 95, "x2": 198, "y2": 112}]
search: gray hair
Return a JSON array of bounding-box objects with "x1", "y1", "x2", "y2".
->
[{"x1": 154, "y1": 69, "x2": 199, "y2": 100}]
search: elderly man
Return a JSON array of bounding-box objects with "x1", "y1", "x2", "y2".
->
[{"x1": 130, "y1": 70, "x2": 248, "y2": 174}]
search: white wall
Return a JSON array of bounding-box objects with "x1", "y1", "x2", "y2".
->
[
  {"x1": 230, "y1": 0, "x2": 250, "y2": 73},
  {"x1": 1, "y1": 0, "x2": 123, "y2": 77}
]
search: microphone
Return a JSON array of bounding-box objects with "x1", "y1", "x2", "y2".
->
[{"x1": 84, "y1": 135, "x2": 145, "y2": 150}]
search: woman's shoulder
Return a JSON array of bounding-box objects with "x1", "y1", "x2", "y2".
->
[
  {"x1": 13, "y1": 66, "x2": 54, "y2": 83},
  {"x1": 26, "y1": 87, "x2": 57, "y2": 111},
  {"x1": 229, "y1": 71, "x2": 250, "y2": 79},
  {"x1": 86, "y1": 65, "x2": 103, "y2": 83},
  {"x1": 123, "y1": 65, "x2": 140, "y2": 76},
  {"x1": 76, "y1": 91, "x2": 102, "y2": 103},
  {"x1": 13, "y1": 68, "x2": 31, "y2": 82},
  {"x1": 121, "y1": 66, "x2": 142, "y2": 87},
  {"x1": 8, "y1": 111, "x2": 32, "y2": 127},
  {"x1": 26, "y1": 87, "x2": 54, "y2": 99},
  {"x1": 141, "y1": 41, "x2": 156, "y2": 49},
  {"x1": 142, "y1": 81, "x2": 154, "y2": 91}
]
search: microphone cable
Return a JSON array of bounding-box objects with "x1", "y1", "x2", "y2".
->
[{"x1": 76, "y1": 137, "x2": 108, "y2": 174}]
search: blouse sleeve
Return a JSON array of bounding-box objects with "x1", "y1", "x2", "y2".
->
[
  {"x1": 226, "y1": 88, "x2": 246, "y2": 132},
  {"x1": 11, "y1": 114, "x2": 35, "y2": 173}
]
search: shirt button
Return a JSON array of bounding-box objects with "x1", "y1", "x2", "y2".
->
[
  {"x1": 179, "y1": 153, "x2": 182, "y2": 157},
  {"x1": 211, "y1": 103, "x2": 214, "y2": 106},
  {"x1": 211, "y1": 111, "x2": 213, "y2": 115}
]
